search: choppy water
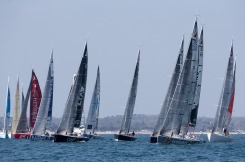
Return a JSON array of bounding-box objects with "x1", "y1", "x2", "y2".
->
[{"x1": 0, "y1": 134, "x2": 244, "y2": 161}]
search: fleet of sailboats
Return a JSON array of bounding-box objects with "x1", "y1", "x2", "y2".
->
[
  {"x1": 0, "y1": 20, "x2": 239, "y2": 145},
  {"x1": 207, "y1": 44, "x2": 236, "y2": 142},
  {"x1": 150, "y1": 20, "x2": 205, "y2": 144},
  {"x1": 114, "y1": 51, "x2": 140, "y2": 141}
]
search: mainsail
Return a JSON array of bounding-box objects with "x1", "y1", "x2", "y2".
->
[
  {"x1": 119, "y1": 51, "x2": 140, "y2": 135},
  {"x1": 85, "y1": 66, "x2": 100, "y2": 134},
  {"x1": 189, "y1": 28, "x2": 204, "y2": 127},
  {"x1": 152, "y1": 39, "x2": 184, "y2": 137},
  {"x1": 30, "y1": 70, "x2": 42, "y2": 129},
  {"x1": 212, "y1": 45, "x2": 236, "y2": 134},
  {"x1": 57, "y1": 44, "x2": 88, "y2": 135},
  {"x1": 16, "y1": 77, "x2": 31, "y2": 133},
  {"x1": 12, "y1": 76, "x2": 20, "y2": 134},
  {"x1": 3, "y1": 80, "x2": 11, "y2": 133},
  {"x1": 160, "y1": 20, "x2": 199, "y2": 136},
  {"x1": 32, "y1": 53, "x2": 54, "y2": 135}
]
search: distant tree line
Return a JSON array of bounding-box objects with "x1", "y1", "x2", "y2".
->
[{"x1": 1, "y1": 115, "x2": 245, "y2": 132}]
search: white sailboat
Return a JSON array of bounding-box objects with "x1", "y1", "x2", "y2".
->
[
  {"x1": 207, "y1": 44, "x2": 236, "y2": 142},
  {"x1": 30, "y1": 52, "x2": 54, "y2": 141},
  {"x1": 152, "y1": 20, "x2": 205, "y2": 144},
  {"x1": 84, "y1": 66, "x2": 101, "y2": 139},
  {"x1": 0, "y1": 79, "x2": 11, "y2": 139},
  {"x1": 114, "y1": 51, "x2": 140, "y2": 141}
]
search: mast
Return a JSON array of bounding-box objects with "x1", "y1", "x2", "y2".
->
[
  {"x1": 12, "y1": 76, "x2": 20, "y2": 134},
  {"x1": 152, "y1": 39, "x2": 184, "y2": 137},
  {"x1": 30, "y1": 70, "x2": 42, "y2": 130},
  {"x1": 189, "y1": 27, "x2": 204, "y2": 127},
  {"x1": 119, "y1": 51, "x2": 140, "y2": 135},
  {"x1": 3, "y1": 79, "x2": 11, "y2": 133},
  {"x1": 212, "y1": 44, "x2": 236, "y2": 134},
  {"x1": 57, "y1": 43, "x2": 88, "y2": 135},
  {"x1": 32, "y1": 53, "x2": 54, "y2": 135},
  {"x1": 85, "y1": 66, "x2": 100, "y2": 134}
]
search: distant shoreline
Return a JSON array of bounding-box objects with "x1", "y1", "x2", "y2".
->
[{"x1": 97, "y1": 131, "x2": 245, "y2": 135}]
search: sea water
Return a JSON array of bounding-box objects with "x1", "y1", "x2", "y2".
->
[{"x1": 0, "y1": 134, "x2": 244, "y2": 161}]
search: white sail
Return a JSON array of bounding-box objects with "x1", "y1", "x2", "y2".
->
[
  {"x1": 12, "y1": 76, "x2": 20, "y2": 134},
  {"x1": 152, "y1": 39, "x2": 184, "y2": 137},
  {"x1": 32, "y1": 53, "x2": 54, "y2": 135},
  {"x1": 56, "y1": 44, "x2": 88, "y2": 135},
  {"x1": 119, "y1": 51, "x2": 140, "y2": 135},
  {"x1": 85, "y1": 66, "x2": 100, "y2": 135},
  {"x1": 212, "y1": 45, "x2": 236, "y2": 134}
]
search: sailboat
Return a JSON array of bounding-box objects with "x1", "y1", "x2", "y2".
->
[
  {"x1": 30, "y1": 53, "x2": 54, "y2": 141},
  {"x1": 150, "y1": 38, "x2": 184, "y2": 143},
  {"x1": 13, "y1": 70, "x2": 42, "y2": 139},
  {"x1": 0, "y1": 79, "x2": 11, "y2": 139},
  {"x1": 53, "y1": 44, "x2": 89, "y2": 142},
  {"x1": 11, "y1": 76, "x2": 20, "y2": 136},
  {"x1": 207, "y1": 44, "x2": 236, "y2": 142},
  {"x1": 152, "y1": 20, "x2": 205, "y2": 144},
  {"x1": 84, "y1": 66, "x2": 101, "y2": 139},
  {"x1": 114, "y1": 51, "x2": 140, "y2": 141}
]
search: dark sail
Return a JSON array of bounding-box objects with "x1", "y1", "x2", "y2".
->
[
  {"x1": 73, "y1": 44, "x2": 88, "y2": 128},
  {"x1": 189, "y1": 28, "x2": 204, "y2": 127}
]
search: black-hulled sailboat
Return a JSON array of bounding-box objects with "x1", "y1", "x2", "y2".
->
[
  {"x1": 150, "y1": 38, "x2": 184, "y2": 143},
  {"x1": 114, "y1": 51, "x2": 140, "y2": 141},
  {"x1": 53, "y1": 44, "x2": 89, "y2": 142}
]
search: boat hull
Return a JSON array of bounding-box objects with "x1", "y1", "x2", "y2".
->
[
  {"x1": 150, "y1": 136, "x2": 157, "y2": 143},
  {"x1": 157, "y1": 135, "x2": 205, "y2": 144},
  {"x1": 30, "y1": 134, "x2": 54, "y2": 141},
  {"x1": 0, "y1": 132, "x2": 11, "y2": 139},
  {"x1": 207, "y1": 133, "x2": 231, "y2": 142},
  {"x1": 53, "y1": 134, "x2": 89, "y2": 142},
  {"x1": 12, "y1": 132, "x2": 31, "y2": 139},
  {"x1": 114, "y1": 134, "x2": 137, "y2": 141}
]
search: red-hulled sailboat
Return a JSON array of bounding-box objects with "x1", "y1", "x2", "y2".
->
[{"x1": 12, "y1": 70, "x2": 42, "y2": 139}]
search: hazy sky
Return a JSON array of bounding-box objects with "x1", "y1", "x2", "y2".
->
[{"x1": 0, "y1": 0, "x2": 244, "y2": 119}]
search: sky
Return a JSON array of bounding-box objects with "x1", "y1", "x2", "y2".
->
[{"x1": 0, "y1": 0, "x2": 244, "y2": 119}]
